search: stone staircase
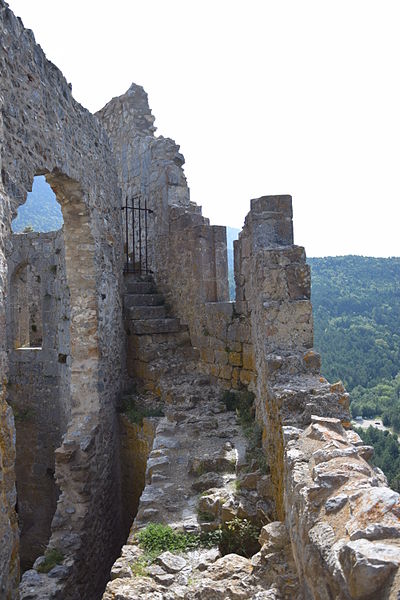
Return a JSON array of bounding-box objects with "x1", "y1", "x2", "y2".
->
[
  {"x1": 124, "y1": 274, "x2": 182, "y2": 334},
  {"x1": 123, "y1": 274, "x2": 198, "y2": 389}
]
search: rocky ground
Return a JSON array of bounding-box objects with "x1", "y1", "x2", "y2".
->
[{"x1": 103, "y1": 342, "x2": 302, "y2": 599}]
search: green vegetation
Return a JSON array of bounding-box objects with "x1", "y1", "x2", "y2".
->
[
  {"x1": 135, "y1": 523, "x2": 220, "y2": 559},
  {"x1": 222, "y1": 390, "x2": 268, "y2": 473},
  {"x1": 197, "y1": 510, "x2": 216, "y2": 522},
  {"x1": 121, "y1": 396, "x2": 164, "y2": 426},
  {"x1": 351, "y1": 375, "x2": 400, "y2": 431},
  {"x1": 308, "y1": 255, "x2": 400, "y2": 487},
  {"x1": 135, "y1": 520, "x2": 259, "y2": 561},
  {"x1": 36, "y1": 548, "x2": 64, "y2": 573},
  {"x1": 9, "y1": 405, "x2": 35, "y2": 423},
  {"x1": 309, "y1": 256, "x2": 400, "y2": 426},
  {"x1": 219, "y1": 517, "x2": 260, "y2": 558},
  {"x1": 130, "y1": 556, "x2": 149, "y2": 577},
  {"x1": 354, "y1": 427, "x2": 400, "y2": 492}
]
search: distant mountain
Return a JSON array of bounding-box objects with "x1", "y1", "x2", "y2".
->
[{"x1": 12, "y1": 175, "x2": 63, "y2": 233}]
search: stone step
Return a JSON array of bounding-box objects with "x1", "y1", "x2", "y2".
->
[
  {"x1": 127, "y1": 338, "x2": 198, "y2": 364},
  {"x1": 131, "y1": 318, "x2": 185, "y2": 335},
  {"x1": 126, "y1": 330, "x2": 192, "y2": 355},
  {"x1": 128, "y1": 305, "x2": 167, "y2": 320},
  {"x1": 123, "y1": 273, "x2": 153, "y2": 283},
  {"x1": 124, "y1": 293, "x2": 164, "y2": 308},
  {"x1": 125, "y1": 281, "x2": 157, "y2": 294}
]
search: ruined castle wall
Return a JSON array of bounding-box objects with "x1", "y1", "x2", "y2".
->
[
  {"x1": 97, "y1": 87, "x2": 228, "y2": 316},
  {"x1": 97, "y1": 87, "x2": 256, "y2": 391},
  {"x1": 240, "y1": 195, "x2": 400, "y2": 598},
  {"x1": 0, "y1": 119, "x2": 19, "y2": 597},
  {"x1": 0, "y1": 385, "x2": 19, "y2": 599},
  {"x1": 6, "y1": 231, "x2": 70, "y2": 571},
  {"x1": 0, "y1": 2, "x2": 125, "y2": 597},
  {"x1": 96, "y1": 84, "x2": 191, "y2": 279}
]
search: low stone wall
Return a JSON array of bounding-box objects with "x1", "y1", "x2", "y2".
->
[{"x1": 285, "y1": 415, "x2": 400, "y2": 599}]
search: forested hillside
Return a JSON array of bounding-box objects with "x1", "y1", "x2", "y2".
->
[
  {"x1": 309, "y1": 256, "x2": 400, "y2": 429},
  {"x1": 12, "y1": 175, "x2": 63, "y2": 233}
]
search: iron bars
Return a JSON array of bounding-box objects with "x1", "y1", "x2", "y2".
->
[{"x1": 122, "y1": 194, "x2": 154, "y2": 274}]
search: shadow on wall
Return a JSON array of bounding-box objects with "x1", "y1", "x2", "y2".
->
[{"x1": 6, "y1": 176, "x2": 69, "y2": 572}]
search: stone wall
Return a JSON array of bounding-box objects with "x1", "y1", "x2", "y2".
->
[
  {"x1": 119, "y1": 415, "x2": 156, "y2": 537},
  {"x1": 0, "y1": 2, "x2": 125, "y2": 598},
  {"x1": 0, "y1": 385, "x2": 19, "y2": 599},
  {"x1": 193, "y1": 301, "x2": 255, "y2": 390},
  {"x1": 239, "y1": 195, "x2": 400, "y2": 597},
  {"x1": 96, "y1": 84, "x2": 191, "y2": 278},
  {"x1": 6, "y1": 231, "x2": 70, "y2": 571},
  {"x1": 97, "y1": 87, "x2": 230, "y2": 320},
  {"x1": 285, "y1": 416, "x2": 400, "y2": 599},
  {"x1": 0, "y1": 89, "x2": 19, "y2": 598},
  {"x1": 97, "y1": 86, "x2": 255, "y2": 392}
]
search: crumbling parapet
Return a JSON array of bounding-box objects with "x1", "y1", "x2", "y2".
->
[
  {"x1": 237, "y1": 195, "x2": 400, "y2": 597},
  {"x1": 285, "y1": 416, "x2": 400, "y2": 599}
]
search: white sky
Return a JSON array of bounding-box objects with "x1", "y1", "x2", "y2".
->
[{"x1": 7, "y1": 0, "x2": 400, "y2": 257}]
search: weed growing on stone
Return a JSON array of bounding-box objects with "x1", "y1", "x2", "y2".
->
[
  {"x1": 36, "y1": 548, "x2": 64, "y2": 573},
  {"x1": 121, "y1": 397, "x2": 164, "y2": 426},
  {"x1": 219, "y1": 518, "x2": 260, "y2": 558},
  {"x1": 241, "y1": 420, "x2": 268, "y2": 474},
  {"x1": 221, "y1": 390, "x2": 254, "y2": 414},
  {"x1": 221, "y1": 390, "x2": 268, "y2": 473},
  {"x1": 130, "y1": 556, "x2": 149, "y2": 577},
  {"x1": 135, "y1": 523, "x2": 222, "y2": 559},
  {"x1": 197, "y1": 510, "x2": 216, "y2": 522},
  {"x1": 136, "y1": 521, "x2": 260, "y2": 560}
]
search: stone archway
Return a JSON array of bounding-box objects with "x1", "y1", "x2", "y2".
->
[
  {"x1": 4, "y1": 168, "x2": 103, "y2": 573},
  {"x1": 45, "y1": 171, "x2": 100, "y2": 418}
]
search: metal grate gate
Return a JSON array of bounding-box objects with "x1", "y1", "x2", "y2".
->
[{"x1": 121, "y1": 194, "x2": 153, "y2": 274}]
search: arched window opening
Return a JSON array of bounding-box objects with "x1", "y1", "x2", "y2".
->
[
  {"x1": 12, "y1": 263, "x2": 43, "y2": 350},
  {"x1": 11, "y1": 175, "x2": 63, "y2": 233}
]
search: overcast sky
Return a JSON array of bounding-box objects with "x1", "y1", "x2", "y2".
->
[{"x1": 7, "y1": 0, "x2": 400, "y2": 257}]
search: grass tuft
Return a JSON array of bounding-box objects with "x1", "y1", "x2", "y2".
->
[{"x1": 36, "y1": 548, "x2": 64, "y2": 573}]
